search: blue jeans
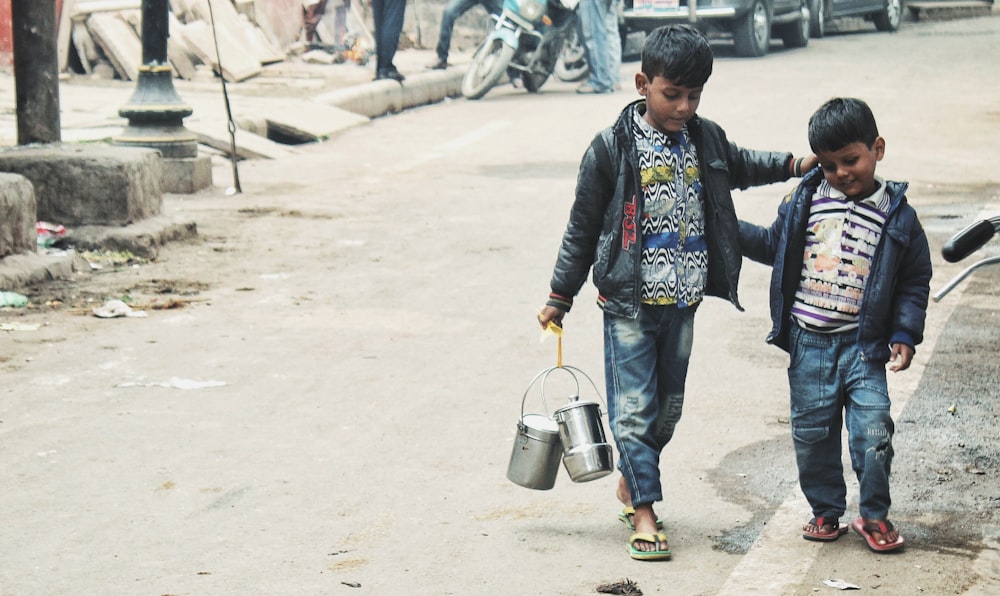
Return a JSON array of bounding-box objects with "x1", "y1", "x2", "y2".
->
[
  {"x1": 604, "y1": 304, "x2": 697, "y2": 507},
  {"x1": 578, "y1": 0, "x2": 621, "y2": 92},
  {"x1": 372, "y1": 0, "x2": 406, "y2": 72},
  {"x1": 788, "y1": 324, "x2": 895, "y2": 521},
  {"x1": 435, "y1": 0, "x2": 503, "y2": 62}
]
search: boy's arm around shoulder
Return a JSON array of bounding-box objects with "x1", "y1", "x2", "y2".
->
[
  {"x1": 725, "y1": 140, "x2": 801, "y2": 190},
  {"x1": 738, "y1": 190, "x2": 795, "y2": 266}
]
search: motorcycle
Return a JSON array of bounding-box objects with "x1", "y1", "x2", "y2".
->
[
  {"x1": 933, "y1": 215, "x2": 1000, "y2": 301},
  {"x1": 462, "y1": 0, "x2": 589, "y2": 100}
]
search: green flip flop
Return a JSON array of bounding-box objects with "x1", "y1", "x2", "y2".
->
[
  {"x1": 618, "y1": 507, "x2": 664, "y2": 531},
  {"x1": 628, "y1": 532, "x2": 671, "y2": 561}
]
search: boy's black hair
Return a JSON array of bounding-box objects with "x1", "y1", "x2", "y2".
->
[
  {"x1": 808, "y1": 98, "x2": 880, "y2": 154},
  {"x1": 640, "y1": 25, "x2": 713, "y2": 88}
]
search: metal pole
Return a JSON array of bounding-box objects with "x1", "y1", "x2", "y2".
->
[
  {"x1": 113, "y1": 0, "x2": 197, "y2": 158},
  {"x1": 11, "y1": 0, "x2": 61, "y2": 145}
]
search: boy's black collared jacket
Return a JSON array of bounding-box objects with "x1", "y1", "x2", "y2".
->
[
  {"x1": 548, "y1": 99, "x2": 797, "y2": 319},
  {"x1": 738, "y1": 167, "x2": 933, "y2": 363}
]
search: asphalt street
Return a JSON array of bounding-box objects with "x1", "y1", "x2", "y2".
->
[{"x1": 1, "y1": 7, "x2": 999, "y2": 596}]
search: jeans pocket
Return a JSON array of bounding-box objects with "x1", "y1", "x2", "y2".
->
[{"x1": 793, "y1": 424, "x2": 829, "y2": 445}]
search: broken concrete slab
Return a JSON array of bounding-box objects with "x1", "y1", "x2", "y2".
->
[
  {"x1": 0, "y1": 144, "x2": 162, "y2": 227},
  {"x1": 65, "y1": 214, "x2": 198, "y2": 259},
  {"x1": 178, "y1": 19, "x2": 261, "y2": 82},
  {"x1": 225, "y1": 96, "x2": 369, "y2": 143},
  {"x1": 87, "y1": 11, "x2": 142, "y2": 81},
  {"x1": 0, "y1": 251, "x2": 90, "y2": 291}
]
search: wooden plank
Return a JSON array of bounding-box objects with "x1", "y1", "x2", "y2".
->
[
  {"x1": 86, "y1": 12, "x2": 142, "y2": 81},
  {"x1": 166, "y1": 10, "x2": 200, "y2": 79},
  {"x1": 186, "y1": 0, "x2": 283, "y2": 64},
  {"x1": 71, "y1": 20, "x2": 98, "y2": 74},
  {"x1": 235, "y1": 17, "x2": 285, "y2": 64},
  {"x1": 72, "y1": 0, "x2": 141, "y2": 16},
  {"x1": 58, "y1": 0, "x2": 77, "y2": 72},
  {"x1": 177, "y1": 19, "x2": 261, "y2": 82}
]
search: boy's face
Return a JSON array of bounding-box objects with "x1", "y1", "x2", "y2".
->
[
  {"x1": 635, "y1": 73, "x2": 701, "y2": 134},
  {"x1": 815, "y1": 138, "x2": 885, "y2": 201}
]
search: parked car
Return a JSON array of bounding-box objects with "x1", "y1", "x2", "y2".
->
[
  {"x1": 620, "y1": 0, "x2": 902, "y2": 58},
  {"x1": 808, "y1": 0, "x2": 903, "y2": 38}
]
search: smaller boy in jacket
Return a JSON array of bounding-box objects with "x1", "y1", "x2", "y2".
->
[{"x1": 739, "y1": 97, "x2": 932, "y2": 552}]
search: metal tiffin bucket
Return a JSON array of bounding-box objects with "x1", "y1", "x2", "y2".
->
[
  {"x1": 551, "y1": 368, "x2": 614, "y2": 482},
  {"x1": 506, "y1": 368, "x2": 563, "y2": 490}
]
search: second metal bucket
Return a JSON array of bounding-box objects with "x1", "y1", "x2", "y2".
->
[{"x1": 554, "y1": 396, "x2": 614, "y2": 482}]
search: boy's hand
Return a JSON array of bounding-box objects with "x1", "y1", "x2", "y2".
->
[
  {"x1": 538, "y1": 305, "x2": 566, "y2": 330},
  {"x1": 888, "y1": 343, "x2": 914, "y2": 372}
]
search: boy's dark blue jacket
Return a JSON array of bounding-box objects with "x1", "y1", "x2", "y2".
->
[
  {"x1": 738, "y1": 167, "x2": 933, "y2": 362},
  {"x1": 548, "y1": 100, "x2": 797, "y2": 319}
]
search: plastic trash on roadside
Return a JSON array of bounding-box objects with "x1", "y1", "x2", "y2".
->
[
  {"x1": 0, "y1": 291, "x2": 29, "y2": 307},
  {"x1": 36, "y1": 221, "x2": 67, "y2": 248}
]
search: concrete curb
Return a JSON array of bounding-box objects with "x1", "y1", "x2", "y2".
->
[{"x1": 316, "y1": 69, "x2": 464, "y2": 119}]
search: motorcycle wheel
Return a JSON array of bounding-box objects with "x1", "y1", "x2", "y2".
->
[
  {"x1": 522, "y1": 72, "x2": 550, "y2": 93},
  {"x1": 462, "y1": 39, "x2": 516, "y2": 100},
  {"x1": 553, "y1": 29, "x2": 589, "y2": 83}
]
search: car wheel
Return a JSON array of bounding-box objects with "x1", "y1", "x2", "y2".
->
[
  {"x1": 780, "y1": 2, "x2": 810, "y2": 48},
  {"x1": 733, "y1": 0, "x2": 771, "y2": 57},
  {"x1": 809, "y1": 0, "x2": 826, "y2": 38},
  {"x1": 873, "y1": 0, "x2": 903, "y2": 32}
]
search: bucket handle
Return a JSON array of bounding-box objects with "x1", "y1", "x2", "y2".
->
[{"x1": 520, "y1": 364, "x2": 606, "y2": 421}]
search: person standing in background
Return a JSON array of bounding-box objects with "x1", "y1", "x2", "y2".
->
[
  {"x1": 371, "y1": 0, "x2": 407, "y2": 81},
  {"x1": 426, "y1": 0, "x2": 503, "y2": 70},
  {"x1": 576, "y1": 0, "x2": 621, "y2": 94}
]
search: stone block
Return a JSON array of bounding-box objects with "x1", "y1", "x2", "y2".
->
[
  {"x1": 0, "y1": 173, "x2": 37, "y2": 258},
  {"x1": 162, "y1": 155, "x2": 213, "y2": 194},
  {"x1": 0, "y1": 144, "x2": 162, "y2": 227}
]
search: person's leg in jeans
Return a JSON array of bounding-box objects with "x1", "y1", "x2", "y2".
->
[
  {"x1": 432, "y1": 0, "x2": 481, "y2": 65},
  {"x1": 605, "y1": 0, "x2": 622, "y2": 89},
  {"x1": 577, "y1": 0, "x2": 613, "y2": 92},
  {"x1": 844, "y1": 352, "x2": 900, "y2": 545},
  {"x1": 605, "y1": 304, "x2": 695, "y2": 551},
  {"x1": 372, "y1": 0, "x2": 406, "y2": 76},
  {"x1": 787, "y1": 326, "x2": 849, "y2": 527}
]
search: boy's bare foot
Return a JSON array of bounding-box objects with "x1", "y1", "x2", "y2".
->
[{"x1": 802, "y1": 517, "x2": 848, "y2": 541}]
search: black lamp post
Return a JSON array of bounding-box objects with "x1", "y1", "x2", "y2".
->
[{"x1": 112, "y1": 0, "x2": 197, "y2": 158}]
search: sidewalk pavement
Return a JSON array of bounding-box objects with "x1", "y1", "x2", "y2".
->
[{"x1": 0, "y1": 47, "x2": 474, "y2": 292}]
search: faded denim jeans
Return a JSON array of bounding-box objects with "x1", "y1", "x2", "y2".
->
[
  {"x1": 604, "y1": 303, "x2": 697, "y2": 506},
  {"x1": 578, "y1": 0, "x2": 621, "y2": 92},
  {"x1": 788, "y1": 324, "x2": 895, "y2": 522},
  {"x1": 434, "y1": 0, "x2": 503, "y2": 62}
]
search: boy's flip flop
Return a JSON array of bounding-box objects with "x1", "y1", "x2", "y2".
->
[
  {"x1": 851, "y1": 518, "x2": 905, "y2": 552},
  {"x1": 802, "y1": 516, "x2": 849, "y2": 541},
  {"x1": 618, "y1": 507, "x2": 664, "y2": 531},
  {"x1": 628, "y1": 532, "x2": 671, "y2": 561}
]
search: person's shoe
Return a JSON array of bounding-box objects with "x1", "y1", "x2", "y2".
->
[
  {"x1": 576, "y1": 83, "x2": 612, "y2": 94},
  {"x1": 375, "y1": 68, "x2": 405, "y2": 82},
  {"x1": 426, "y1": 59, "x2": 449, "y2": 70}
]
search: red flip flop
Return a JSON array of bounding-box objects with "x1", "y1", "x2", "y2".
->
[
  {"x1": 802, "y1": 517, "x2": 849, "y2": 541},
  {"x1": 851, "y1": 518, "x2": 905, "y2": 552}
]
